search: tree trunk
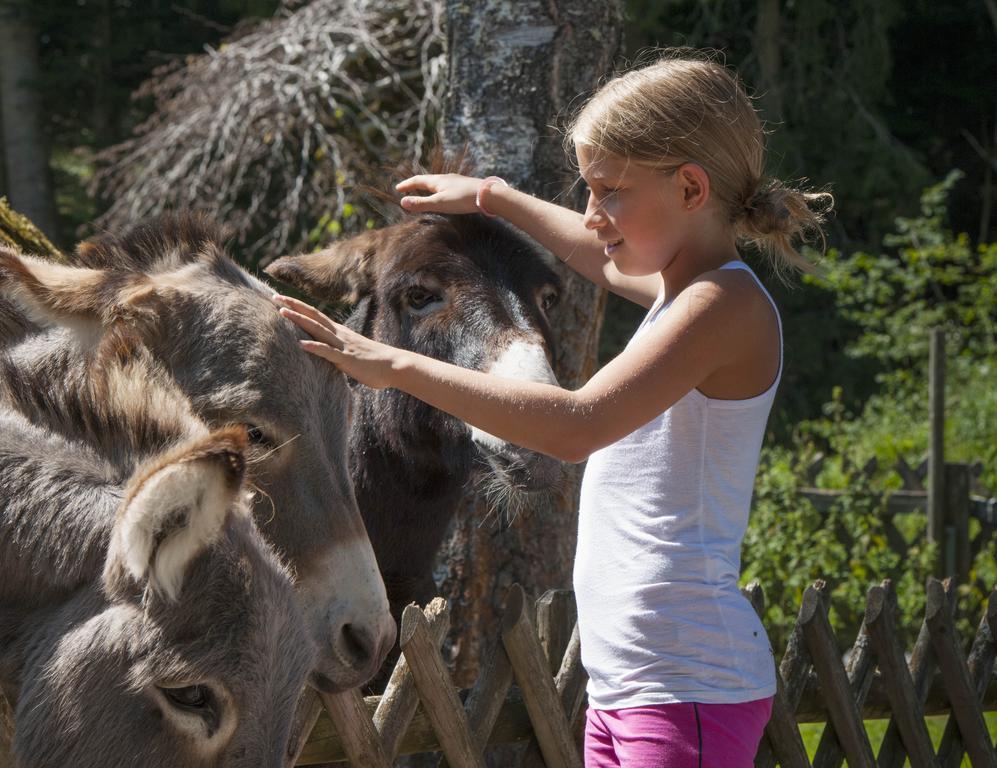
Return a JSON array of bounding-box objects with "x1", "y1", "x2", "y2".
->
[
  {"x1": 754, "y1": 0, "x2": 783, "y2": 124},
  {"x1": 439, "y1": 0, "x2": 623, "y2": 687},
  {"x1": 0, "y1": 100, "x2": 6, "y2": 198},
  {"x1": 0, "y1": 0, "x2": 59, "y2": 241}
]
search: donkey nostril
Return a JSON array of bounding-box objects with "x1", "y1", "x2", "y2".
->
[{"x1": 340, "y1": 623, "x2": 373, "y2": 666}]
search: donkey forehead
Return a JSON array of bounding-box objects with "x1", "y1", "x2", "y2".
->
[
  {"x1": 377, "y1": 219, "x2": 560, "y2": 293},
  {"x1": 157, "y1": 271, "x2": 336, "y2": 408},
  {"x1": 378, "y1": 255, "x2": 526, "y2": 294}
]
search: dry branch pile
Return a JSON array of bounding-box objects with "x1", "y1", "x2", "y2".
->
[{"x1": 92, "y1": 0, "x2": 445, "y2": 263}]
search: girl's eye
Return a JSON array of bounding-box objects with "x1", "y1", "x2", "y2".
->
[{"x1": 406, "y1": 286, "x2": 441, "y2": 311}]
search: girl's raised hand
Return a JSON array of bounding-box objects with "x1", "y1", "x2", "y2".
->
[
  {"x1": 395, "y1": 173, "x2": 481, "y2": 215},
  {"x1": 272, "y1": 294, "x2": 401, "y2": 389}
]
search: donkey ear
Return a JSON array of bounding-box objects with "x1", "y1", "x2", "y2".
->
[
  {"x1": 264, "y1": 228, "x2": 391, "y2": 304},
  {"x1": 0, "y1": 246, "x2": 149, "y2": 329},
  {"x1": 103, "y1": 427, "x2": 249, "y2": 602}
]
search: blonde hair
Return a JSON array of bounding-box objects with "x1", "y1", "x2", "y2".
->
[{"x1": 566, "y1": 49, "x2": 833, "y2": 276}]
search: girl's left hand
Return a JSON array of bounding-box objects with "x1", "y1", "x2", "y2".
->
[{"x1": 272, "y1": 294, "x2": 401, "y2": 389}]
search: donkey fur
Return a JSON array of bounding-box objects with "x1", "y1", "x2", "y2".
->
[
  {"x1": 266, "y1": 206, "x2": 565, "y2": 638},
  {"x1": 0, "y1": 332, "x2": 314, "y2": 767},
  {"x1": 0, "y1": 216, "x2": 393, "y2": 692}
]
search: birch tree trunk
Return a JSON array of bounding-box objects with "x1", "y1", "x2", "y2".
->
[
  {"x1": 0, "y1": 0, "x2": 59, "y2": 241},
  {"x1": 438, "y1": 0, "x2": 623, "y2": 686}
]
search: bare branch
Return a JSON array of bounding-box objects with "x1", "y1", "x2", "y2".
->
[{"x1": 92, "y1": 0, "x2": 446, "y2": 264}]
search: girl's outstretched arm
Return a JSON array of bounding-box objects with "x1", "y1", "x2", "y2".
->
[
  {"x1": 274, "y1": 268, "x2": 770, "y2": 463},
  {"x1": 396, "y1": 173, "x2": 661, "y2": 308}
]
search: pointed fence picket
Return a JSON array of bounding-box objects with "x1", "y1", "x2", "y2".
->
[{"x1": 292, "y1": 578, "x2": 997, "y2": 767}]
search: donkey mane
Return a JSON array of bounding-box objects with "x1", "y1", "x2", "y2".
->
[
  {"x1": 0, "y1": 296, "x2": 35, "y2": 342},
  {"x1": 0, "y1": 327, "x2": 198, "y2": 465},
  {"x1": 358, "y1": 146, "x2": 475, "y2": 222},
  {"x1": 73, "y1": 213, "x2": 241, "y2": 276},
  {"x1": 0, "y1": 328, "x2": 208, "y2": 601}
]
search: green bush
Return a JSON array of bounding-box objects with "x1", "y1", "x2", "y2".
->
[
  {"x1": 744, "y1": 171, "x2": 995, "y2": 649},
  {"x1": 799, "y1": 170, "x2": 996, "y2": 488},
  {"x1": 742, "y1": 446, "x2": 937, "y2": 652}
]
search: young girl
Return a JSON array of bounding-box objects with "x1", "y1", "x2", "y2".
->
[{"x1": 274, "y1": 51, "x2": 831, "y2": 767}]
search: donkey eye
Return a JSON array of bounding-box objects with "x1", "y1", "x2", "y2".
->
[
  {"x1": 406, "y1": 286, "x2": 441, "y2": 311},
  {"x1": 246, "y1": 425, "x2": 267, "y2": 444},
  {"x1": 539, "y1": 288, "x2": 559, "y2": 313},
  {"x1": 155, "y1": 682, "x2": 224, "y2": 735},
  {"x1": 160, "y1": 684, "x2": 211, "y2": 711}
]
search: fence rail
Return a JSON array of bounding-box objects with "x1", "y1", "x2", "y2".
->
[
  {"x1": 294, "y1": 578, "x2": 997, "y2": 767},
  {"x1": 799, "y1": 452, "x2": 995, "y2": 584}
]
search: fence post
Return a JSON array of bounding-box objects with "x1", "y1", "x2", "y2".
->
[
  {"x1": 928, "y1": 328, "x2": 945, "y2": 575},
  {"x1": 944, "y1": 463, "x2": 971, "y2": 583}
]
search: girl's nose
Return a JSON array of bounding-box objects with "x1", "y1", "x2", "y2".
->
[{"x1": 582, "y1": 194, "x2": 606, "y2": 231}]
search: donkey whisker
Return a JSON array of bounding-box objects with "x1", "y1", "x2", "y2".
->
[
  {"x1": 249, "y1": 480, "x2": 278, "y2": 526},
  {"x1": 245, "y1": 432, "x2": 301, "y2": 464}
]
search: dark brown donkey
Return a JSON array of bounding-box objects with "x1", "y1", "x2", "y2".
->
[
  {"x1": 266, "y1": 209, "x2": 564, "y2": 632},
  {"x1": 0, "y1": 218, "x2": 394, "y2": 693}
]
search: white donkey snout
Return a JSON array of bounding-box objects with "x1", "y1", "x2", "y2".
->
[
  {"x1": 302, "y1": 538, "x2": 394, "y2": 692},
  {"x1": 469, "y1": 338, "x2": 558, "y2": 456}
]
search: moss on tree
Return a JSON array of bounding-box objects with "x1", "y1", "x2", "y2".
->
[{"x1": 0, "y1": 197, "x2": 63, "y2": 261}]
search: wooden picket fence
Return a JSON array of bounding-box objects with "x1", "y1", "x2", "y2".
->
[
  {"x1": 292, "y1": 585, "x2": 585, "y2": 767},
  {"x1": 292, "y1": 578, "x2": 997, "y2": 767}
]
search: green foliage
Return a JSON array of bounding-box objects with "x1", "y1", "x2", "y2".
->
[
  {"x1": 741, "y1": 447, "x2": 937, "y2": 652},
  {"x1": 800, "y1": 171, "x2": 997, "y2": 487},
  {"x1": 800, "y1": 714, "x2": 997, "y2": 764},
  {"x1": 745, "y1": 173, "x2": 996, "y2": 648},
  {"x1": 31, "y1": 1, "x2": 279, "y2": 243}
]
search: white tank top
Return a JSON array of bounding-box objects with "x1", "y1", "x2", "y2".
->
[{"x1": 574, "y1": 261, "x2": 778, "y2": 709}]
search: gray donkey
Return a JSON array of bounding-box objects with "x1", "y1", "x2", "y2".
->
[
  {"x1": 0, "y1": 333, "x2": 316, "y2": 767},
  {"x1": 0, "y1": 215, "x2": 393, "y2": 692}
]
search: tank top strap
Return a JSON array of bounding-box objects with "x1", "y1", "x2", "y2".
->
[
  {"x1": 632, "y1": 262, "x2": 784, "y2": 385},
  {"x1": 717, "y1": 260, "x2": 783, "y2": 385}
]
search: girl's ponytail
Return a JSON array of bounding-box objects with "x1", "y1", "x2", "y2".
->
[{"x1": 736, "y1": 179, "x2": 834, "y2": 278}]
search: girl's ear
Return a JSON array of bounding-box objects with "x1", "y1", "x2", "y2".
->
[{"x1": 677, "y1": 162, "x2": 710, "y2": 211}]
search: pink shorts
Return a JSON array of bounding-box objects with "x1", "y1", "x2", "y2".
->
[{"x1": 584, "y1": 697, "x2": 773, "y2": 768}]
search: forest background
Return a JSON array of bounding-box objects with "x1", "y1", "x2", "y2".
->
[{"x1": 1, "y1": 0, "x2": 995, "y2": 649}]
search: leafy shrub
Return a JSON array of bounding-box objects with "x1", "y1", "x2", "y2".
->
[
  {"x1": 744, "y1": 172, "x2": 995, "y2": 649},
  {"x1": 799, "y1": 170, "x2": 996, "y2": 488},
  {"x1": 742, "y1": 447, "x2": 937, "y2": 652}
]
